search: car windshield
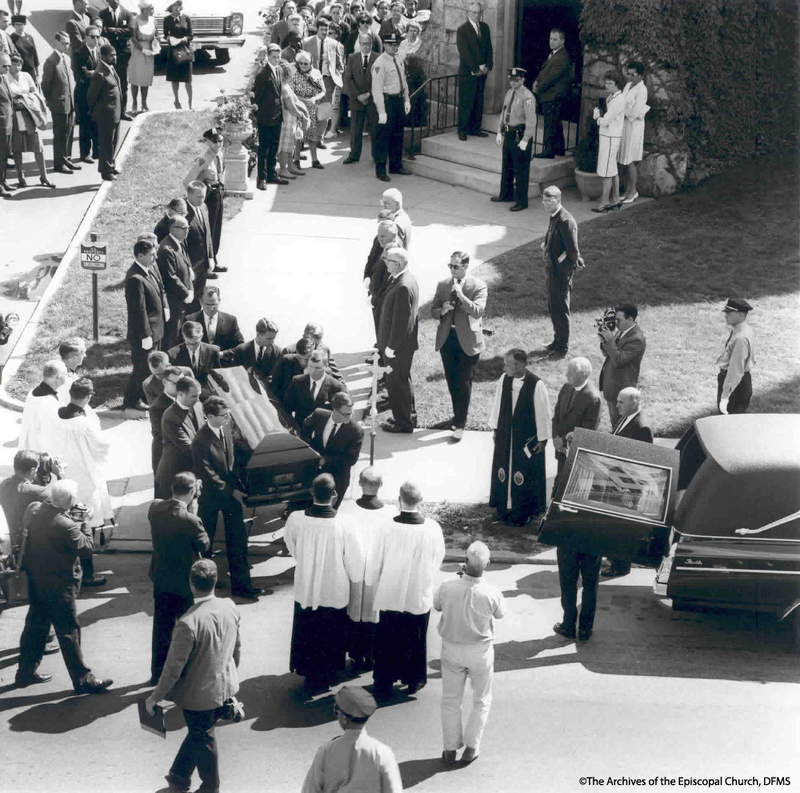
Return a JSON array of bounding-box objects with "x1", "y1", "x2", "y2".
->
[{"x1": 562, "y1": 448, "x2": 672, "y2": 525}]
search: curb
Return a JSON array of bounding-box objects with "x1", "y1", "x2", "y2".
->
[{"x1": 0, "y1": 116, "x2": 144, "y2": 413}]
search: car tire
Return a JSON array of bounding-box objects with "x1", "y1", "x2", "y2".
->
[{"x1": 215, "y1": 49, "x2": 231, "y2": 65}]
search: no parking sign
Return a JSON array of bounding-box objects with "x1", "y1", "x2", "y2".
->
[{"x1": 80, "y1": 242, "x2": 108, "y2": 270}]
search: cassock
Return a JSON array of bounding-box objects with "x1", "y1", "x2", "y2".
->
[
  {"x1": 50, "y1": 405, "x2": 112, "y2": 527},
  {"x1": 19, "y1": 383, "x2": 61, "y2": 452},
  {"x1": 338, "y1": 495, "x2": 394, "y2": 670},
  {"x1": 284, "y1": 504, "x2": 351, "y2": 688},
  {"x1": 370, "y1": 511, "x2": 445, "y2": 695},
  {"x1": 488, "y1": 370, "x2": 551, "y2": 523}
]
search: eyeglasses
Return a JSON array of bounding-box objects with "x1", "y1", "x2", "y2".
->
[{"x1": 448, "y1": 263, "x2": 465, "y2": 269}]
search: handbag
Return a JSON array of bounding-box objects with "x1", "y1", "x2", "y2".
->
[
  {"x1": 317, "y1": 101, "x2": 332, "y2": 121},
  {"x1": 172, "y1": 44, "x2": 193, "y2": 65}
]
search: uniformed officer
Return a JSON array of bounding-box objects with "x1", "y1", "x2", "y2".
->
[
  {"x1": 716, "y1": 298, "x2": 755, "y2": 414},
  {"x1": 371, "y1": 32, "x2": 411, "y2": 182},
  {"x1": 490, "y1": 66, "x2": 536, "y2": 212}
]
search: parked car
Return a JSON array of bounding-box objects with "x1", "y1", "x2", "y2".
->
[{"x1": 89, "y1": 0, "x2": 246, "y2": 65}]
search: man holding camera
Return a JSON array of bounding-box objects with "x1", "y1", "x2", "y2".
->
[{"x1": 598, "y1": 303, "x2": 646, "y2": 427}]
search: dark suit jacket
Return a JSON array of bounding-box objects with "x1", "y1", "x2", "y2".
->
[
  {"x1": 551, "y1": 381, "x2": 602, "y2": 441},
  {"x1": 22, "y1": 501, "x2": 92, "y2": 591},
  {"x1": 148, "y1": 497, "x2": 209, "y2": 597},
  {"x1": 87, "y1": 60, "x2": 121, "y2": 126},
  {"x1": 157, "y1": 401, "x2": 199, "y2": 493},
  {"x1": 41, "y1": 51, "x2": 75, "y2": 114},
  {"x1": 157, "y1": 234, "x2": 193, "y2": 316},
  {"x1": 344, "y1": 28, "x2": 382, "y2": 56},
  {"x1": 599, "y1": 324, "x2": 647, "y2": 401},
  {"x1": 545, "y1": 205, "x2": 581, "y2": 273},
  {"x1": 377, "y1": 269, "x2": 419, "y2": 354},
  {"x1": 65, "y1": 11, "x2": 90, "y2": 55},
  {"x1": 186, "y1": 310, "x2": 244, "y2": 352},
  {"x1": 431, "y1": 274, "x2": 487, "y2": 356},
  {"x1": 98, "y1": 5, "x2": 134, "y2": 59},
  {"x1": 613, "y1": 412, "x2": 654, "y2": 444},
  {"x1": 10, "y1": 33, "x2": 38, "y2": 78},
  {"x1": 283, "y1": 373, "x2": 346, "y2": 427},
  {"x1": 185, "y1": 202, "x2": 215, "y2": 274},
  {"x1": 252, "y1": 61, "x2": 283, "y2": 126},
  {"x1": 363, "y1": 236, "x2": 389, "y2": 308},
  {"x1": 191, "y1": 423, "x2": 246, "y2": 500},
  {"x1": 456, "y1": 20, "x2": 493, "y2": 76},
  {"x1": 222, "y1": 339, "x2": 283, "y2": 383},
  {"x1": 125, "y1": 262, "x2": 166, "y2": 343},
  {"x1": 343, "y1": 50, "x2": 378, "y2": 110},
  {"x1": 0, "y1": 70, "x2": 13, "y2": 136},
  {"x1": 534, "y1": 46, "x2": 572, "y2": 102},
  {"x1": 154, "y1": 213, "x2": 172, "y2": 244},
  {"x1": 149, "y1": 390, "x2": 173, "y2": 456},
  {"x1": 270, "y1": 353, "x2": 306, "y2": 400},
  {"x1": 300, "y1": 408, "x2": 363, "y2": 498},
  {"x1": 168, "y1": 342, "x2": 221, "y2": 389},
  {"x1": 143, "y1": 374, "x2": 165, "y2": 406},
  {"x1": 71, "y1": 43, "x2": 98, "y2": 98}
]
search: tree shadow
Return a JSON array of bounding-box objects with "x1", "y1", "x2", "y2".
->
[{"x1": 399, "y1": 757, "x2": 462, "y2": 788}]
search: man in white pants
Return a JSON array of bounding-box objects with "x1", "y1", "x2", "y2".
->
[{"x1": 434, "y1": 540, "x2": 505, "y2": 765}]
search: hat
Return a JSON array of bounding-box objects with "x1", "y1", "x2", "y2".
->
[
  {"x1": 11, "y1": 14, "x2": 27, "y2": 24},
  {"x1": 202, "y1": 127, "x2": 224, "y2": 143},
  {"x1": 508, "y1": 66, "x2": 526, "y2": 78},
  {"x1": 381, "y1": 31, "x2": 404, "y2": 45},
  {"x1": 335, "y1": 686, "x2": 377, "y2": 719},
  {"x1": 722, "y1": 298, "x2": 753, "y2": 313}
]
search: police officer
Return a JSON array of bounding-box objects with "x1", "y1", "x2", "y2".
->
[
  {"x1": 490, "y1": 67, "x2": 535, "y2": 212},
  {"x1": 371, "y1": 32, "x2": 410, "y2": 182},
  {"x1": 716, "y1": 298, "x2": 755, "y2": 414}
]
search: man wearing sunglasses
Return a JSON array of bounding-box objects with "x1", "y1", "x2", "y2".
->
[{"x1": 72, "y1": 24, "x2": 101, "y2": 163}]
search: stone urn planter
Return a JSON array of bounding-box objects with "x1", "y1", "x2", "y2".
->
[
  {"x1": 574, "y1": 168, "x2": 603, "y2": 201},
  {"x1": 223, "y1": 122, "x2": 254, "y2": 198}
]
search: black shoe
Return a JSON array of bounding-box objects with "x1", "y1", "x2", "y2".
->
[
  {"x1": 213, "y1": 265, "x2": 228, "y2": 272},
  {"x1": 490, "y1": 195, "x2": 512, "y2": 202},
  {"x1": 553, "y1": 622, "x2": 576, "y2": 639},
  {"x1": 545, "y1": 341, "x2": 559, "y2": 351},
  {"x1": 310, "y1": 161, "x2": 324, "y2": 170},
  {"x1": 53, "y1": 167, "x2": 74, "y2": 174},
  {"x1": 601, "y1": 565, "x2": 630, "y2": 578},
  {"x1": 406, "y1": 680, "x2": 426, "y2": 695},
  {"x1": 510, "y1": 204, "x2": 528, "y2": 212},
  {"x1": 472, "y1": 130, "x2": 488, "y2": 137},
  {"x1": 578, "y1": 628, "x2": 592, "y2": 641},
  {"x1": 257, "y1": 179, "x2": 267, "y2": 190},
  {"x1": 382, "y1": 422, "x2": 413, "y2": 434},
  {"x1": 267, "y1": 176, "x2": 290, "y2": 184},
  {"x1": 317, "y1": 141, "x2": 327, "y2": 149},
  {"x1": 389, "y1": 167, "x2": 411, "y2": 175},
  {"x1": 80, "y1": 156, "x2": 95, "y2": 164},
  {"x1": 64, "y1": 158, "x2": 81, "y2": 170},
  {"x1": 206, "y1": 271, "x2": 219, "y2": 279},
  {"x1": 231, "y1": 586, "x2": 265, "y2": 599},
  {"x1": 534, "y1": 152, "x2": 554, "y2": 159},
  {"x1": 342, "y1": 156, "x2": 359, "y2": 164},
  {"x1": 430, "y1": 417, "x2": 455, "y2": 430},
  {"x1": 82, "y1": 575, "x2": 107, "y2": 587},
  {"x1": 15, "y1": 671, "x2": 53, "y2": 688},
  {"x1": 457, "y1": 132, "x2": 467, "y2": 141},
  {"x1": 111, "y1": 167, "x2": 121, "y2": 175},
  {"x1": 102, "y1": 174, "x2": 117, "y2": 182},
  {"x1": 74, "y1": 674, "x2": 113, "y2": 694},
  {"x1": 164, "y1": 774, "x2": 191, "y2": 792},
  {"x1": 121, "y1": 112, "x2": 134, "y2": 121},
  {"x1": 547, "y1": 347, "x2": 568, "y2": 359},
  {"x1": 376, "y1": 173, "x2": 390, "y2": 182}
]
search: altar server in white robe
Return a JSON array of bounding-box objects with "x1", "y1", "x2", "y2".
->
[{"x1": 19, "y1": 360, "x2": 69, "y2": 453}]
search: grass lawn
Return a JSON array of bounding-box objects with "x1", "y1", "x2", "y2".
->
[
  {"x1": 413, "y1": 153, "x2": 800, "y2": 437},
  {"x1": 7, "y1": 110, "x2": 244, "y2": 408}
]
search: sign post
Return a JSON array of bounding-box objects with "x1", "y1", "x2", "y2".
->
[{"x1": 80, "y1": 233, "x2": 107, "y2": 341}]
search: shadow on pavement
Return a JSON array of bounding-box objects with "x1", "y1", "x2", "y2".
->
[
  {"x1": 398, "y1": 757, "x2": 461, "y2": 788},
  {"x1": 238, "y1": 673, "x2": 338, "y2": 731},
  {"x1": 6, "y1": 184, "x2": 99, "y2": 201},
  {"x1": 504, "y1": 569, "x2": 560, "y2": 599}
]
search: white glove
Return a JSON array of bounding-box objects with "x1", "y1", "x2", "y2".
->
[
  {"x1": 183, "y1": 294, "x2": 193, "y2": 304},
  {"x1": 404, "y1": 100, "x2": 411, "y2": 115},
  {"x1": 495, "y1": 131, "x2": 502, "y2": 146},
  {"x1": 378, "y1": 112, "x2": 387, "y2": 124},
  {"x1": 719, "y1": 398, "x2": 729, "y2": 415},
  {"x1": 141, "y1": 336, "x2": 153, "y2": 350},
  {"x1": 592, "y1": 107, "x2": 601, "y2": 120},
  {"x1": 384, "y1": 347, "x2": 395, "y2": 359},
  {"x1": 518, "y1": 139, "x2": 528, "y2": 151}
]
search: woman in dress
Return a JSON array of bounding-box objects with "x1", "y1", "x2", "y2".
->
[
  {"x1": 592, "y1": 70, "x2": 626, "y2": 213},
  {"x1": 7, "y1": 53, "x2": 53, "y2": 188},
  {"x1": 290, "y1": 50, "x2": 327, "y2": 169},
  {"x1": 277, "y1": 62, "x2": 309, "y2": 179},
  {"x1": 619, "y1": 61, "x2": 649, "y2": 205},
  {"x1": 163, "y1": 0, "x2": 193, "y2": 109},
  {"x1": 397, "y1": 19, "x2": 422, "y2": 62},
  {"x1": 129, "y1": 0, "x2": 158, "y2": 113},
  {"x1": 184, "y1": 127, "x2": 226, "y2": 266}
]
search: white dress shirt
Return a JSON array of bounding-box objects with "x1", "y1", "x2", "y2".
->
[{"x1": 203, "y1": 312, "x2": 218, "y2": 344}]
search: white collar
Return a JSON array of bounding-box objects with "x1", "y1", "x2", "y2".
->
[
  {"x1": 618, "y1": 323, "x2": 636, "y2": 339},
  {"x1": 550, "y1": 206, "x2": 561, "y2": 217},
  {"x1": 572, "y1": 380, "x2": 588, "y2": 392},
  {"x1": 204, "y1": 311, "x2": 218, "y2": 324},
  {"x1": 193, "y1": 593, "x2": 215, "y2": 603}
]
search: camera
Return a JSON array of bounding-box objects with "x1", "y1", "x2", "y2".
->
[
  {"x1": 0, "y1": 313, "x2": 19, "y2": 346},
  {"x1": 217, "y1": 696, "x2": 245, "y2": 722},
  {"x1": 67, "y1": 502, "x2": 94, "y2": 524},
  {"x1": 595, "y1": 308, "x2": 617, "y2": 334},
  {"x1": 35, "y1": 453, "x2": 62, "y2": 486}
]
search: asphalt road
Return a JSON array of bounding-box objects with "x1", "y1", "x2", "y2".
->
[{"x1": 1, "y1": 555, "x2": 797, "y2": 793}]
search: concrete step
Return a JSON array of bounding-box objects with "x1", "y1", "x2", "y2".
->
[{"x1": 402, "y1": 153, "x2": 501, "y2": 195}]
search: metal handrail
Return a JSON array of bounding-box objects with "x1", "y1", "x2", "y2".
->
[{"x1": 405, "y1": 73, "x2": 459, "y2": 160}]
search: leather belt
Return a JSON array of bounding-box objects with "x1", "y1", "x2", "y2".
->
[{"x1": 501, "y1": 123, "x2": 525, "y2": 134}]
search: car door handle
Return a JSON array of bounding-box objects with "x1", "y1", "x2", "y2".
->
[{"x1": 555, "y1": 504, "x2": 579, "y2": 514}]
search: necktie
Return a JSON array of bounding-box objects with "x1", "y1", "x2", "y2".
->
[
  {"x1": 220, "y1": 427, "x2": 229, "y2": 463},
  {"x1": 311, "y1": 378, "x2": 319, "y2": 401},
  {"x1": 363, "y1": 55, "x2": 368, "y2": 72},
  {"x1": 206, "y1": 316, "x2": 214, "y2": 343},
  {"x1": 503, "y1": 88, "x2": 517, "y2": 125},
  {"x1": 188, "y1": 406, "x2": 199, "y2": 431},
  {"x1": 191, "y1": 350, "x2": 198, "y2": 369},
  {"x1": 257, "y1": 345, "x2": 264, "y2": 363},
  {"x1": 327, "y1": 422, "x2": 339, "y2": 447},
  {"x1": 545, "y1": 214, "x2": 556, "y2": 248},
  {"x1": 392, "y1": 56, "x2": 404, "y2": 97}
]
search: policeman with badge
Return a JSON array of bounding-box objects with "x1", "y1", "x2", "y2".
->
[
  {"x1": 491, "y1": 67, "x2": 536, "y2": 212},
  {"x1": 371, "y1": 32, "x2": 411, "y2": 183}
]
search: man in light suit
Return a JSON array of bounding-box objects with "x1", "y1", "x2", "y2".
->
[
  {"x1": 168, "y1": 321, "x2": 222, "y2": 398},
  {"x1": 186, "y1": 286, "x2": 244, "y2": 352},
  {"x1": 343, "y1": 32, "x2": 378, "y2": 164},
  {"x1": 378, "y1": 246, "x2": 419, "y2": 433},
  {"x1": 541, "y1": 185, "x2": 583, "y2": 357},
  {"x1": 302, "y1": 16, "x2": 330, "y2": 70},
  {"x1": 532, "y1": 27, "x2": 572, "y2": 159},
  {"x1": 146, "y1": 559, "x2": 241, "y2": 793},
  {"x1": 156, "y1": 376, "x2": 201, "y2": 498},
  {"x1": 148, "y1": 471, "x2": 210, "y2": 684},
  {"x1": 191, "y1": 396, "x2": 263, "y2": 600},
  {"x1": 430, "y1": 252, "x2": 487, "y2": 441},
  {"x1": 252, "y1": 43, "x2": 285, "y2": 189},
  {"x1": 41, "y1": 32, "x2": 78, "y2": 175},
  {"x1": 456, "y1": 1, "x2": 492, "y2": 140},
  {"x1": 184, "y1": 181, "x2": 215, "y2": 306},
  {"x1": 598, "y1": 303, "x2": 646, "y2": 427},
  {"x1": 123, "y1": 238, "x2": 168, "y2": 411},
  {"x1": 86, "y1": 44, "x2": 121, "y2": 181},
  {"x1": 157, "y1": 215, "x2": 194, "y2": 349},
  {"x1": 98, "y1": 0, "x2": 133, "y2": 119},
  {"x1": 283, "y1": 349, "x2": 346, "y2": 427},
  {"x1": 301, "y1": 392, "x2": 364, "y2": 507},
  {"x1": 0, "y1": 53, "x2": 13, "y2": 198}
]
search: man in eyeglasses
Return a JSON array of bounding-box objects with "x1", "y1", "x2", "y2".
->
[{"x1": 72, "y1": 24, "x2": 101, "y2": 164}]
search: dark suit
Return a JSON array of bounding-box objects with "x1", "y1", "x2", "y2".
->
[
  {"x1": 168, "y1": 342, "x2": 221, "y2": 396},
  {"x1": 148, "y1": 497, "x2": 209, "y2": 682},
  {"x1": 17, "y1": 501, "x2": 94, "y2": 689},
  {"x1": 270, "y1": 352, "x2": 307, "y2": 401},
  {"x1": 191, "y1": 424, "x2": 254, "y2": 592},
  {"x1": 456, "y1": 19, "x2": 493, "y2": 136},
  {"x1": 185, "y1": 310, "x2": 244, "y2": 352},
  {"x1": 156, "y1": 401, "x2": 200, "y2": 497},
  {"x1": 154, "y1": 213, "x2": 172, "y2": 244},
  {"x1": 0, "y1": 71, "x2": 13, "y2": 187},
  {"x1": 533, "y1": 47, "x2": 572, "y2": 157},
  {"x1": 41, "y1": 50, "x2": 75, "y2": 169},
  {"x1": 10, "y1": 32, "x2": 38, "y2": 82},
  {"x1": 252, "y1": 61, "x2": 283, "y2": 182},
  {"x1": 283, "y1": 373, "x2": 346, "y2": 428},
  {"x1": 222, "y1": 339, "x2": 283, "y2": 384},
  {"x1": 185, "y1": 202, "x2": 214, "y2": 304},
  {"x1": 149, "y1": 392, "x2": 174, "y2": 494},
  {"x1": 86, "y1": 60, "x2": 121, "y2": 178},
  {"x1": 143, "y1": 373, "x2": 165, "y2": 406},
  {"x1": 364, "y1": 236, "x2": 390, "y2": 336},
  {"x1": 343, "y1": 50, "x2": 378, "y2": 161},
  {"x1": 72, "y1": 43, "x2": 99, "y2": 159},
  {"x1": 65, "y1": 11, "x2": 90, "y2": 54},
  {"x1": 551, "y1": 380, "x2": 601, "y2": 483},
  {"x1": 98, "y1": 4, "x2": 134, "y2": 113},
  {"x1": 599, "y1": 324, "x2": 646, "y2": 426},
  {"x1": 124, "y1": 261, "x2": 167, "y2": 407},
  {"x1": 543, "y1": 205, "x2": 581, "y2": 352},
  {"x1": 377, "y1": 269, "x2": 419, "y2": 431},
  {"x1": 430, "y1": 274, "x2": 487, "y2": 429},
  {"x1": 301, "y1": 408, "x2": 364, "y2": 507},
  {"x1": 157, "y1": 234, "x2": 193, "y2": 348}
]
